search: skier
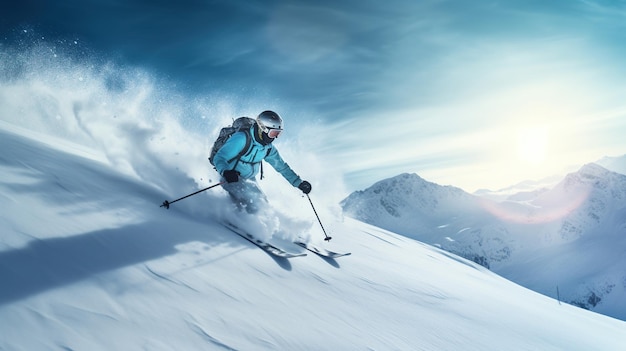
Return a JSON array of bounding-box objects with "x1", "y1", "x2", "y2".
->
[{"x1": 212, "y1": 110, "x2": 312, "y2": 214}]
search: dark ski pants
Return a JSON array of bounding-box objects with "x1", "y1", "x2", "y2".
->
[{"x1": 221, "y1": 178, "x2": 268, "y2": 214}]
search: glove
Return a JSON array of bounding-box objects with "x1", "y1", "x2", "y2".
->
[
  {"x1": 298, "y1": 180, "x2": 312, "y2": 194},
  {"x1": 223, "y1": 170, "x2": 240, "y2": 183}
]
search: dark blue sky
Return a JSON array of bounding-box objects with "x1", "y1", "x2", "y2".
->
[
  {"x1": 2, "y1": 0, "x2": 394, "y2": 117},
  {"x1": 2, "y1": 0, "x2": 626, "y2": 192}
]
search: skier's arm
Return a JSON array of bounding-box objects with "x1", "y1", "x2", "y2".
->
[
  {"x1": 264, "y1": 147, "x2": 302, "y2": 187},
  {"x1": 213, "y1": 132, "x2": 248, "y2": 175}
]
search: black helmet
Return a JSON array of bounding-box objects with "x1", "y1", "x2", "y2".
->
[{"x1": 256, "y1": 110, "x2": 283, "y2": 138}]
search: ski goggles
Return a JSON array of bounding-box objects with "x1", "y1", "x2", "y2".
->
[{"x1": 262, "y1": 126, "x2": 283, "y2": 138}]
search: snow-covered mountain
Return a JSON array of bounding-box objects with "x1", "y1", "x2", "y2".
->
[
  {"x1": 3, "y1": 116, "x2": 626, "y2": 349},
  {"x1": 470, "y1": 154, "x2": 625, "y2": 201},
  {"x1": 341, "y1": 167, "x2": 626, "y2": 321},
  {"x1": 341, "y1": 173, "x2": 490, "y2": 249},
  {"x1": 473, "y1": 175, "x2": 562, "y2": 202},
  {"x1": 596, "y1": 154, "x2": 626, "y2": 175}
]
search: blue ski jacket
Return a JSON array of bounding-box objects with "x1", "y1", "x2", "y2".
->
[{"x1": 213, "y1": 125, "x2": 303, "y2": 187}]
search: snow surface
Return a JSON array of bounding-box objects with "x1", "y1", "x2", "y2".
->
[{"x1": 2, "y1": 116, "x2": 626, "y2": 350}]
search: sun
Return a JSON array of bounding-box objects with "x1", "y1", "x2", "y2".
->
[{"x1": 516, "y1": 126, "x2": 549, "y2": 165}]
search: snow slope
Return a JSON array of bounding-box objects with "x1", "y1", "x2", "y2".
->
[
  {"x1": 341, "y1": 170, "x2": 626, "y2": 321},
  {"x1": 2, "y1": 116, "x2": 626, "y2": 350}
]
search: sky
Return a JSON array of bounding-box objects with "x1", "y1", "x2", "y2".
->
[{"x1": 2, "y1": 0, "x2": 626, "y2": 193}]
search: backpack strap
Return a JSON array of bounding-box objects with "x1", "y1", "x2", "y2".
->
[
  {"x1": 259, "y1": 147, "x2": 272, "y2": 180},
  {"x1": 227, "y1": 129, "x2": 252, "y2": 170},
  {"x1": 226, "y1": 130, "x2": 272, "y2": 180}
]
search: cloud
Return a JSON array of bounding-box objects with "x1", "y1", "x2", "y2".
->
[{"x1": 265, "y1": 4, "x2": 350, "y2": 64}]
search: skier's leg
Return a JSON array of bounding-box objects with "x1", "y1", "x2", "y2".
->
[{"x1": 221, "y1": 179, "x2": 268, "y2": 214}]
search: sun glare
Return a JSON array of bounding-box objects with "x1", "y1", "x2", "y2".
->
[{"x1": 516, "y1": 126, "x2": 549, "y2": 165}]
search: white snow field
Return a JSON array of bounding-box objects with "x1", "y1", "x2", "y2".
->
[{"x1": 1, "y1": 122, "x2": 626, "y2": 350}]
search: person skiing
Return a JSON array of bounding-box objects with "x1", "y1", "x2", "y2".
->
[{"x1": 212, "y1": 110, "x2": 312, "y2": 214}]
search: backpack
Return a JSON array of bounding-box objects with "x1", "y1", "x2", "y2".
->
[{"x1": 208, "y1": 117, "x2": 256, "y2": 167}]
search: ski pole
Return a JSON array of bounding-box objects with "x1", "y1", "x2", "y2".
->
[
  {"x1": 160, "y1": 182, "x2": 225, "y2": 209},
  {"x1": 305, "y1": 194, "x2": 332, "y2": 241}
]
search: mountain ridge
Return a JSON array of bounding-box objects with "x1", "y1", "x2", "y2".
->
[{"x1": 341, "y1": 164, "x2": 626, "y2": 320}]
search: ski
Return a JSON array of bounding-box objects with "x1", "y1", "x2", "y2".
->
[
  {"x1": 223, "y1": 222, "x2": 307, "y2": 259},
  {"x1": 294, "y1": 241, "x2": 351, "y2": 258}
]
